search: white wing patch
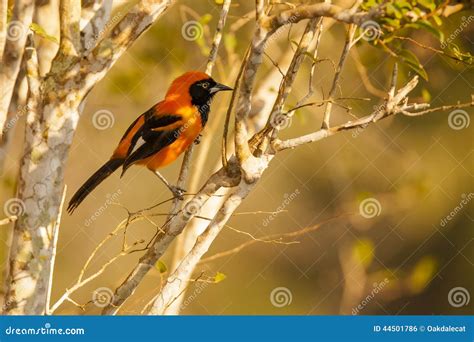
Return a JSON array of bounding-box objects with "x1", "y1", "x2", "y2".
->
[{"x1": 131, "y1": 136, "x2": 146, "y2": 155}]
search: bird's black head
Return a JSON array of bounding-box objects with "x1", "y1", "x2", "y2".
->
[{"x1": 189, "y1": 78, "x2": 233, "y2": 107}]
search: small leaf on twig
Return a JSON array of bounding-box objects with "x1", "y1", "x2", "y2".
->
[
  {"x1": 155, "y1": 260, "x2": 168, "y2": 273},
  {"x1": 214, "y1": 271, "x2": 227, "y2": 283},
  {"x1": 30, "y1": 23, "x2": 59, "y2": 44}
]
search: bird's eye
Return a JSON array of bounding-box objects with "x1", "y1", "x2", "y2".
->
[{"x1": 201, "y1": 82, "x2": 209, "y2": 89}]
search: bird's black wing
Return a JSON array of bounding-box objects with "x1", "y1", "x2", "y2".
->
[
  {"x1": 121, "y1": 111, "x2": 182, "y2": 175},
  {"x1": 126, "y1": 109, "x2": 182, "y2": 157}
]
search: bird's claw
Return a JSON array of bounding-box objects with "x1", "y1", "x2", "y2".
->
[
  {"x1": 194, "y1": 134, "x2": 202, "y2": 145},
  {"x1": 170, "y1": 185, "x2": 186, "y2": 200}
]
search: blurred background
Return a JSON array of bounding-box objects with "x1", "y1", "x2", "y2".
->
[{"x1": 1, "y1": 0, "x2": 473, "y2": 315}]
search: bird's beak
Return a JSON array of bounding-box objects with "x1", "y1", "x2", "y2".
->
[{"x1": 210, "y1": 83, "x2": 233, "y2": 94}]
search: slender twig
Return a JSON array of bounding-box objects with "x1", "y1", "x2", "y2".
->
[
  {"x1": 321, "y1": 24, "x2": 356, "y2": 129},
  {"x1": 199, "y1": 213, "x2": 351, "y2": 264}
]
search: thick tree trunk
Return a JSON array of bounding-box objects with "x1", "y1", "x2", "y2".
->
[{"x1": 3, "y1": 61, "x2": 83, "y2": 313}]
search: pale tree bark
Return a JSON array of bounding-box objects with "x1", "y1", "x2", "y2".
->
[
  {"x1": 34, "y1": 0, "x2": 60, "y2": 74},
  {"x1": 0, "y1": 0, "x2": 35, "y2": 140},
  {"x1": 0, "y1": 0, "x2": 7, "y2": 59},
  {"x1": 3, "y1": 0, "x2": 175, "y2": 315}
]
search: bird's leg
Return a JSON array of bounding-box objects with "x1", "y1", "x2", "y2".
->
[{"x1": 153, "y1": 171, "x2": 186, "y2": 200}]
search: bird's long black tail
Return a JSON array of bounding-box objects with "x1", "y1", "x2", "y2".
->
[{"x1": 67, "y1": 158, "x2": 124, "y2": 214}]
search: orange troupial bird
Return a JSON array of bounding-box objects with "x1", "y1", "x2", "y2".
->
[{"x1": 67, "y1": 71, "x2": 232, "y2": 214}]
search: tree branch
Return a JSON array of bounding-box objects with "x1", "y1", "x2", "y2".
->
[
  {"x1": 0, "y1": 0, "x2": 7, "y2": 60},
  {"x1": 321, "y1": 24, "x2": 356, "y2": 129},
  {"x1": 83, "y1": 0, "x2": 175, "y2": 85},
  {"x1": 264, "y1": 2, "x2": 381, "y2": 32},
  {"x1": 148, "y1": 181, "x2": 254, "y2": 314},
  {"x1": 0, "y1": 0, "x2": 35, "y2": 138},
  {"x1": 102, "y1": 163, "x2": 240, "y2": 315},
  {"x1": 248, "y1": 18, "x2": 320, "y2": 155},
  {"x1": 59, "y1": 0, "x2": 81, "y2": 57}
]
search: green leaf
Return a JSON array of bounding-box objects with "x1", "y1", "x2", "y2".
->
[
  {"x1": 199, "y1": 13, "x2": 213, "y2": 25},
  {"x1": 352, "y1": 239, "x2": 374, "y2": 268},
  {"x1": 417, "y1": 0, "x2": 436, "y2": 11},
  {"x1": 30, "y1": 22, "x2": 59, "y2": 44},
  {"x1": 421, "y1": 88, "x2": 431, "y2": 102},
  {"x1": 409, "y1": 256, "x2": 437, "y2": 294},
  {"x1": 432, "y1": 14, "x2": 442, "y2": 27},
  {"x1": 214, "y1": 271, "x2": 227, "y2": 283},
  {"x1": 406, "y1": 20, "x2": 444, "y2": 43},
  {"x1": 155, "y1": 260, "x2": 167, "y2": 273},
  {"x1": 398, "y1": 49, "x2": 428, "y2": 80},
  {"x1": 386, "y1": 4, "x2": 403, "y2": 19},
  {"x1": 224, "y1": 33, "x2": 237, "y2": 53}
]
